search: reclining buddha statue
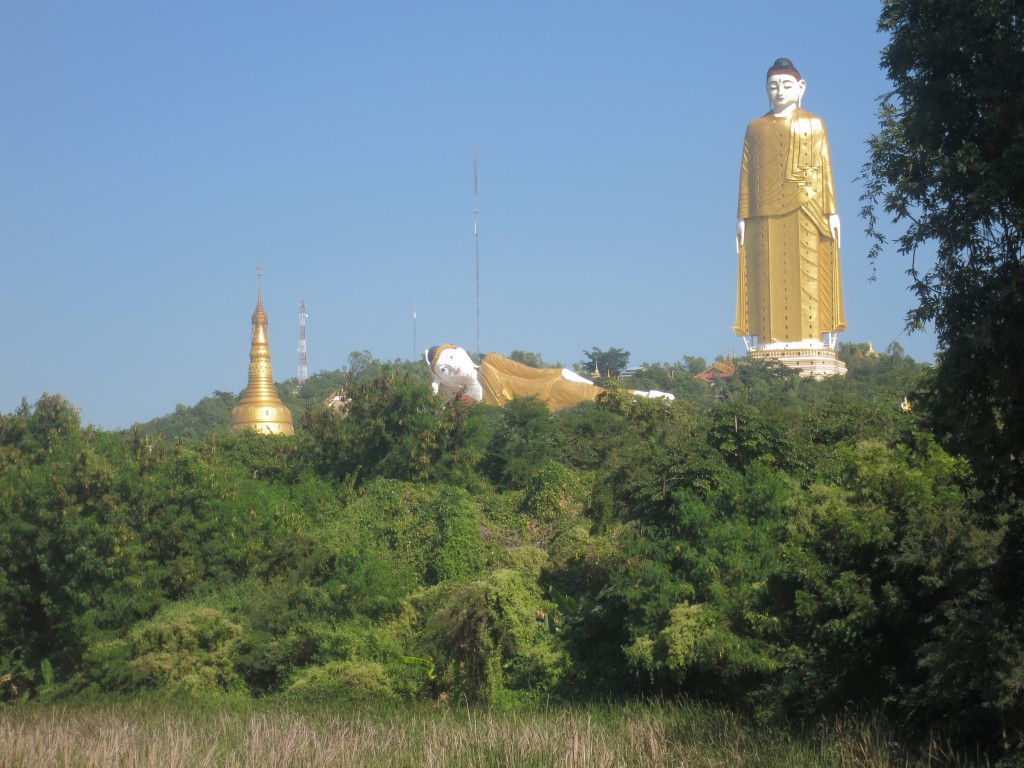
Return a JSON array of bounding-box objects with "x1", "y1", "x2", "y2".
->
[{"x1": 425, "y1": 344, "x2": 673, "y2": 412}]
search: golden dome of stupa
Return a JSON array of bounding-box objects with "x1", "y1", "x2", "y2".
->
[{"x1": 231, "y1": 271, "x2": 294, "y2": 435}]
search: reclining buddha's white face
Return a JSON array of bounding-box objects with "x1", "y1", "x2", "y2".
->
[{"x1": 430, "y1": 346, "x2": 479, "y2": 388}]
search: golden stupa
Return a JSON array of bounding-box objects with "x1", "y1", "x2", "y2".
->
[{"x1": 231, "y1": 272, "x2": 294, "y2": 435}]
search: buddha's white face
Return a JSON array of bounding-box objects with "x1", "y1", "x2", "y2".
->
[
  {"x1": 432, "y1": 346, "x2": 478, "y2": 386},
  {"x1": 766, "y1": 74, "x2": 805, "y2": 114}
]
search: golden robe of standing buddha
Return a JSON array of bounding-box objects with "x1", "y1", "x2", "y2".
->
[{"x1": 735, "y1": 58, "x2": 846, "y2": 344}]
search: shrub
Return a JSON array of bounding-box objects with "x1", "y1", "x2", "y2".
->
[
  {"x1": 282, "y1": 660, "x2": 395, "y2": 704},
  {"x1": 417, "y1": 569, "x2": 566, "y2": 703},
  {"x1": 124, "y1": 603, "x2": 245, "y2": 694},
  {"x1": 344, "y1": 479, "x2": 484, "y2": 585}
]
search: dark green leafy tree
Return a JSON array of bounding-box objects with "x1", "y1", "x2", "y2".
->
[
  {"x1": 481, "y1": 398, "x2": 556, "y2": 489},
  {"x1": 209, "y1": 427, "x2": 300, "y2": 485},
  {"x1": 862, "y1": 0, "x2": 1024, "y2": 498},
  {"x1": 0, "y1": 396, "x2": 170, "y2": 680},
  {"x1": 705, "y1": 400, "x2": 800, "y2": 475},
  {"x1": 605, "y1": 466, "x2": 791, "y2": 704},
  {"x1": 230, "y1": 524, "x2": 415, "y2": 695},
  {"x1": 416, "y1": 568, "x2": 564, "y2": 703},
  {"x1": 548, "y1": 391, "x2": 743, "y2": 694},
  {"x1": 550, "y1": 401, "x2": 630, "y2": 472},
  {"x1": 299, "y1": 368, "x2": 489, "y2": 489},
  {"x1": 682, "y1": 356, "x2": 707, "y2": 375},
  {"x1": 582, "y1": 387, "x2": 722, "y2": 527},
  {"x1": 862, "y1": 1, "x2": 1024, "y2": 752},
  {"x1": 340, "y1": 479, "x2": 484, "y2": 586},
  {"x1": 770, "y1": 438, "x2": 986, "y2": 719},
  {"x1": 581, "y1": 347, "x2": 630, "y2": 379}
]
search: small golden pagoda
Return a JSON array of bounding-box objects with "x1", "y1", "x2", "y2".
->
[{"x1": 231, "y1": 271, "x2": 294, "y2": 435}]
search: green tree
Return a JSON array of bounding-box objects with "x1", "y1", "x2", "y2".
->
[
  {"x1": 299, "y1": 368, "x2": 489, "y2": 488},
  {"x1": 581, "y1": 347, "x2": 630, "y2": 379},
  {"x1": 682, "y1": 356, "x2": 707, "y2": 375},
  {"x1": 416, "y1": 568, "x2": 565, "y2": 703},
  {"x1": 862, "y1": 0, "x2": 1024, "y2": 499},
  {"x1": 340, "y1": 479, "x2": 484, "y2": 586},
  {"x1": 609, "y1": 466, "x2": 790, "y2": 704},
  {"x1": 0, "y1": 396, "x2": 181, "y2": 684},
  {"x1": 481, "y1": 398, "x2": 556, "y2": 489},
  {"x1": 862, "y1": 2, "x2": 1024, "y2": 753},
  {"x1": 229, "y1": 523, "x2": 414, "y2": 695},
  {"x1": 771, "y1": 439, "x2": 984, "y2": 717}
]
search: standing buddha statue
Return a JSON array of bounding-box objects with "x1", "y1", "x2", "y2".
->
[{"x1": 734, "y1": 57, "x2": 846, "y2": 345}]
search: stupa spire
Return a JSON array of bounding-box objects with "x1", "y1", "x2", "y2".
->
[{"x1": 231, "y1": 267, "x2": 294, "y2": 435}]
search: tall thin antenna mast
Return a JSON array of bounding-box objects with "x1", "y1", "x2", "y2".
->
[
  {"x1": 412, "y1": 301, "x2": 417, "y2": 361},
  {"x1": 297, "y1": 299, "x2": 308, "y2": 387},
  {"x1": 474, "y1": 145, "x2": 481, "y2": 355}
]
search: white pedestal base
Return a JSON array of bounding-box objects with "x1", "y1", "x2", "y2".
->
[{"x1": 747, "y1": 340, "x2": 847, "y2": 378}]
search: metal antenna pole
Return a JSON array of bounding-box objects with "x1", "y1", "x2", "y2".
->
[
  {"x1": 298, "y1": 299, "x2": 308, "y2": 387},
  {"x1": 474, "y1": 145, "x2": 480, "y2": 355}
]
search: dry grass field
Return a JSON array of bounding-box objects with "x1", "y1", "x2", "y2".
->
[{"x1": 0, "y1": 698, "x2": 983, "y2": 768}]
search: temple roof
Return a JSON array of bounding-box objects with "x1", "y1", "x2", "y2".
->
[{"x1": 695, "y1": 358, "x2": 736, "y2": 381}]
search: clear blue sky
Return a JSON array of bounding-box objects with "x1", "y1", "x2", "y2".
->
[{"x1": 1, "y1": 1, "x2": 935, "y2": 429}]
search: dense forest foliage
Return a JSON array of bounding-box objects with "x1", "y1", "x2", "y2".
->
[{"x1": 2, "y1": 343, "x2": 1018, "y2": 760}]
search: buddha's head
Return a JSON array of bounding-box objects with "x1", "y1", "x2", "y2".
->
[
  {"x1": 765, "y1": 58, "x2": 805, "y2": 114},
  {"x1": 425, "y1": 344, "x2": 479, "y2": 388}
]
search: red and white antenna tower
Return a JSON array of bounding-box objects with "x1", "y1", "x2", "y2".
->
[{"x1": 298, "y1": 299, "x2": 308, "y2": 387}]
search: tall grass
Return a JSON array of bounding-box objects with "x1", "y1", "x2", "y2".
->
[{"x1": 0, "y1": 698, "x2": 985, "y2": 767}]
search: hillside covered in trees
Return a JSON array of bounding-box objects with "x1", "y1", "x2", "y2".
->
[{"x1": 3, "y1": 343, "x2": 1019, "y2": 760}]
